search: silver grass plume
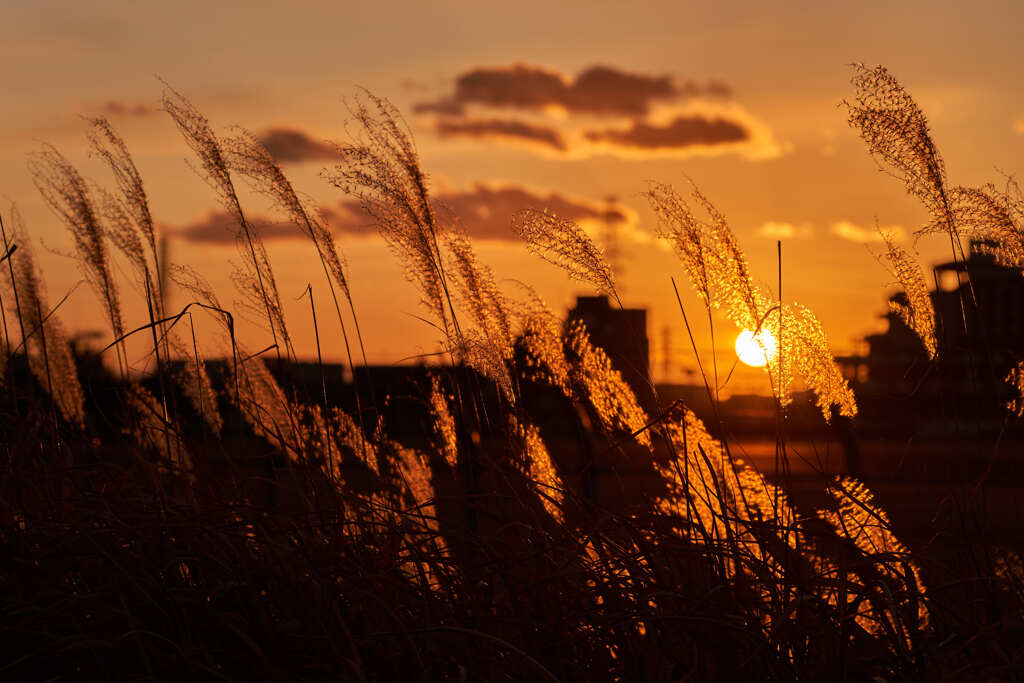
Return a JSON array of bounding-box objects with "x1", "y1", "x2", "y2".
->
[
  {"x1": 324, "y1": 91, "x2": 452, "y2": 337},
  {"x1": 512, "y1": 208, "x2": 619, "y2": 305},
  {"x1": 444, "y1": 231, "x2": 515, "y2": 401},
  {"x1": 86, "y1": 117, "x2": 164, "y2": 313},
  {"x1": 510, "y1": 415, "x2": 563, "y2": 523},
  {"x1": 646, "y1": 180, "x2": 856, "y2": 418},
  {"x1": 566, "y1": 319, "x2": 651, "y2": 448},
  {"x1": 876, "y1": 233, "x2": 938, "y2": 360},
  {"x1": 844, "y1": 63, "x2": 958, "y2": 248},
  {"x1": 5, "y1": 211, "x2": 85, "y2": 426},
  {"x1": 162, "y1": 84, "x2": 293, "y2": 359},
  {"x1": 28, "y1": 145, "x2": 125, "y2": 352},
  {"x1": 427, "y1": 375, "x2": 458, "y2": 468}
]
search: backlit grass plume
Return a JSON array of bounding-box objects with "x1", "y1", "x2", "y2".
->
[
  {"x1": 844, "y1": 63, "x2": 958, "y2": 249},
  {"x1": 819, "y1": 476, "x2": 928, "y2": 632},
  {"x1": 445, "y1": 232, "x2": 515, "y2": 401},
  {"x1": 4, "y1": 211, "x2": 85, "y2": 427},
  {"x1": 518, "y1": 288, "x2": 572, "y2": 393},
  {"x1": 1007, "y1": 360, "x2": 1024, "y2": 417},
  {"x1": 29, "y1": 145, "x2": 126, "y2": 370},
  {"x1": 162, "y1": 84, "x2": 293, "y2": 360},
  {"x1": 87, "y1": 117, "x2": 164, "y2": 310},
  {"x1": 224, "y1": 129, "x2": 368, "y2": 370},
  {"x1": 324, "y1": 91, "x2": 453, "y2": 337},
  {"x1": 645, "y1": 180, "x2": 712, "y2": 304},
  {"x1": 647, "y1": 181, "x2": 856, "y2": 418},
  {"x1": 876, "y1": 233, "x2": 937, "y2": 359},
  {"x1": 566, "y1": 319, "x2": 651, "y2": 447},
  {"x1": 170, "y1": 333, "x2": 222, "y2": 436},
  {"x1": 929, "y1": 183, "x2": 1024, "y2": 268},
  {"x1": 427, "y1": 375, "x2": 459, "y2": 468},
  {"x1": 512, "y1": 208, "x2": 619, "y2": 306},
  {"x1": 511, "y1": 416, "x2": 564, "y2": 523}
]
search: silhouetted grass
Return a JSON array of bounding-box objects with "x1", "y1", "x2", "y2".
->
[{"x1": 0, "y1": 65, "x2": 1022, "y2": 681}]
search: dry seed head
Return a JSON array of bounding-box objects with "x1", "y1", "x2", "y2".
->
[
  {"x1": 876, "y1": 234, "x2": 938, "y2": 360},
  {"x1": 125, "y1": 383, "x2": 188, "y2": 470},
  {"x1": 324, "y1": 91, "x2": 450, "y2": 333},
  {"x1": 819, "y1": 476, "x2": 928, "y2": 626},
  {"x1": 511, "y1": 416, "x2": 564, "y2": 523},
  {"x1": 443, "y1": 232, "x2": 516, "y2": 399},
  {"x1": 6, "y1": 212, "x2": 85, "y2": 426},
  {"x1": 512, "y1": 208, "x2": 618, "y2": 302},
  {"x1": 86, "y1": 117, "x2": 159, "y2": 271},
  {"x1": 29, "y1": 145, "x2": 124, "y2": 341},
  {"x1": 927, "y1": 184, "x2": 1024, "y2": 268},
  {"x1": 566, "y1": 319, "x2": 650, "y2": 447},
  {"x1": 427, "y1": 375, "x2": 459, "y2": 468},
  {"x1": 644, "y1": 181, "x2": 712, "y2": 303},
  {"x1": 1006, "y1": 360, "x2": 1024, "y2": 417},
  {"x1": 845, "y1": 63, "x2": 954, "y2": 238},
  {"x1": 224, "y1": 131, "x2": 354, "y2": 301},
  {"x1": 170, "y1": 334, "x2": 222, "y2": 435},
  {"x1": 652, "y1": 180, "x2": 856, "y2": 418},
  {"x1": 331, "y1": 406, "x2": 380, "y2": 476},
  {"x1": 517, "y1": 288, "x2": 572, "y2": 393}
]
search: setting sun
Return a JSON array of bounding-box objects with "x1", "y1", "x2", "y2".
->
[{"x1": 735, "y1": 328, "x2": 778, "y2": 367}]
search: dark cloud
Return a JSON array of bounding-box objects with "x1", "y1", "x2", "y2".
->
[
  {"x1": 256, "y1": 127, "x2": 344, "y2": 163},
  {"x1": 434, "y1": 117, "x2": 567, "y2": 152},
  {"x1": 174, "y1": 210, "x2": 304, "y2": 244},
  {"x1": 430, "y1": 184, "x2": 632, "y2": 241},
  {"x1": 99, "y1": 100, "x2": 158, "y2": 117},
  {"x1": 415, "y1": 63, "x2": 729, "y2": 117},
  {"x1": 175, "y1": 185, "x2": 633, "y2": 245},
  {"x1": 583, "y1": 115, "x2": 749, "y2": 150}
]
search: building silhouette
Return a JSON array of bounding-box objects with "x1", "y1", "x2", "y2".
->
[
  {"x1": 566, "y1": 295, "x2": 652, "y2": 406},
  {"x1": 837, "y1": 240, "x2": 1024, "y2": 436}
]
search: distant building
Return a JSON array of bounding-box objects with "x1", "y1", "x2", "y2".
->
[
  {"x1": 837, "y1": 240, "x2": 1024, "y2": 435},
  {"x1": 566, "y1": 295, "x2": 651, "y2": 405}
]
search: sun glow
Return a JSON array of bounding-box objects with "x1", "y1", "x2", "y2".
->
[{"x1": 735, "y1": 328, "x2": 777, "y2": 367}]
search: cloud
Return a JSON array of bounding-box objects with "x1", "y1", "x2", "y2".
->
[
  {"x1": 580, "y1": 103, "x2": 784, "y2": 160},
  {"x1": 831, "y1": 220, "x2": 907, "y2": 243},
  {"x1": 583, "y1": 114, "x2": 747, "y2": 149},
  {"x1": 415, "y1": 63, "x2": 730, "y2": 118},
  {"x1": 430, "y1": 183, "x2": 638, "y2": 242},
  {"x1": 757, "y1": 221, "x2": 813, "y2": 239},
  {"x1": 430, "y1": 103, "x2": 783, "y2": 160},
  {"x1": 256, "y1": 127, "x2": 344, "y2": 163},
  {"x1": 174, "y1": 210, "x2": 305, "y2": 244},
  {"x1": 98, "y1": 100, "x2": 159, "y2": 117},
  {"x1": 174, "y1": 184, "x2": 640, "y2": 246},
  {"x1": 434, "y1": 117, "x2": 567, "y2": 152}
]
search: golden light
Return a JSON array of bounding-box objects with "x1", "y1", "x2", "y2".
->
[{"x1": 735, "y1": 328, "x2": 778, "y2": 367}]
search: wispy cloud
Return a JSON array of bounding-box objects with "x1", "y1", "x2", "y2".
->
[
  {"x1": 413, "y1": 62, "x2": 781, "y2": 160},
  {"x1": 256, "y1": 127, "x2": 344, "y2": 163},
  {"x1": 757, "y1": 221, "x2": 813, "y2": 239},
  {"x1": 97, "y1": 100, "x2": 159, "y2": 118},
  {"x1": 583, "y1": 113, "x2": 747, "y2": 149},
  {"x1": 174, "y1": 184, "x2": 641, "y2": 246},
  {"x1": 173, "y1": 210, "x2": 308, "y2": 244},
  {"x1": 831, "y1": 220, "x2": 907, "y2": 243},
  {"x1": 415, "y1": 63, "x2": 729, "y2": 117},
  {"x1": 434, "y1": 117, "x2": 567, "y2": 152}
]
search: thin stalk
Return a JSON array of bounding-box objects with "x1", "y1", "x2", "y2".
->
[
  {"x1": 145, "y1": 274, "x2": 176, "y2": 466},
  {"x1": 302, "y1": 284, "x2": 334, "y2": 482},
  {"x1": 1, "y1": 215, "x2": 32, "y2": 403}
]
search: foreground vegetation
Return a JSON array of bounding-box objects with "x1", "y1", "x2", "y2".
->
[{"x1": 1, "y1": 65, "x2": 1023, "y2": 680}]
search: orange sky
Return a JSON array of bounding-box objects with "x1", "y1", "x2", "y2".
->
[{"x1": 3, "y1": 0, "x2": 1023, "y2": 395}]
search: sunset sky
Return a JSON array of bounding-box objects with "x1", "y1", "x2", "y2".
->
[{"x1": 3, "y1": 0, "x2": 1023, "y2": 394}]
